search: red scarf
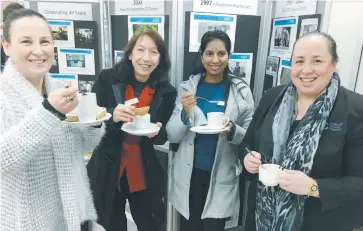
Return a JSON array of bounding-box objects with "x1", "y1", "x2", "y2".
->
[{"x1": 118, "y1": 84, "x2": 155, "y2": 193}]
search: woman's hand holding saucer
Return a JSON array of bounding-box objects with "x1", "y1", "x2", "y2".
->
[
  {"x1": 220, "y1": 121, "x2": 233, "y2": 135},
  {"x1": 146, "y1": 122, "x2": 162, "y2": 138}
]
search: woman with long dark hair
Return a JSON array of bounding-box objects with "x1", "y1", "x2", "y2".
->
[
  {"x1": 166, "y1": 30, "x2": 254, "y2": 231},
  {"x1": 86, "y1": 29, "x2": 176, "y2": 231}
]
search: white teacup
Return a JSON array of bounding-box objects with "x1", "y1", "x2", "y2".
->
[
  {"x1": 133, "y1": 114, "x2": 150, "y2": 129},
  {"x1": 207, "y1": 112, "x2": 229, "y2": 129},
  {"x1": 259, "y1": 164, "x2": 282, "y2": 187},
  {"x1": 76, "y1": 92, "x2": 98, "y2": 122}
]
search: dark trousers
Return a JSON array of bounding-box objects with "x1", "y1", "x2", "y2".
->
[
  {"x1": 180, "y1": 168, "x2": 226, "y2": 231},
  {"x1": 107, "y1": 172, "x2": 156, "y2": 231}
]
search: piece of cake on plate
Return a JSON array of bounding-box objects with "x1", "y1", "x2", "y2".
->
[
  {"x1": 133, "y1": 106, "x2": 150, "y2": 129},
  {"x1": 66, "y1": 92, "x2": 107, "y2": 122}
]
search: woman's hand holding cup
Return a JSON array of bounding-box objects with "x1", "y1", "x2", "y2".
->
[
  {"x1": 113, "y1": 104, "x2": 135, "y2": 123},
  {"x1": 181, "y1": 91, "x2": 196, "y2": 119},
  {"x1": 244, "y1": 151, "x2": 262, "y2": 174}
]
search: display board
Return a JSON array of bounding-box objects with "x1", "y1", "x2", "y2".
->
[
  {"x1": 262, "y1": 14, "x2": 321, "y2": 93},
  {"x1": 183, "y1": 11, "x2": 261, "y2": 92},
  {"x1": 110, "y1": 15, "x2": 170, "y2": 64},
  {"x1": 49, "y1": 20, "x2": 99, "y2": 90}
]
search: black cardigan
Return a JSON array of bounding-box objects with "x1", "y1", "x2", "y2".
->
[
  {"x1": 86, "y1": 68, "x2": 177, "y2": 229},
  {"x1": 239, "y1": 85, "x2": 363, "y2": 231}
]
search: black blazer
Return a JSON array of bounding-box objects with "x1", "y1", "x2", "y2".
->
[
  {"x1": 239, "y1": 85, "x2": 363, "y2": 231},
  {"x1": 86, "y1": 68, "x2": 176, "y2": 229}
]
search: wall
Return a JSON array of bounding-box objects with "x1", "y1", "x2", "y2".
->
[{"x1": 326, "y1": 1, "x2": 363, "y2": 91}]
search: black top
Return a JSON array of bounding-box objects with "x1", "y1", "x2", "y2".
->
[
  {"x1": 133, "y1": 81, "x2": 147, "y2": 98},
  {"x1": 239, "y1": 85, "x2": 363, "y2": 231},
  {"x1": 289, "y1": 120, "x2": 300, "y2": 136},
  {"x1": 86, "y1": 68, "x2": 176, "y2": 229}
]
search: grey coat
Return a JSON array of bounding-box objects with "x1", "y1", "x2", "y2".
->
[{"x1": 166, "y1": 74, "x2": 254, "y2": 219}]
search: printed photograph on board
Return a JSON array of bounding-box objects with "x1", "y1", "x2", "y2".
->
[
  {"x1": 75, "y1": 28, "x2": 94, "y2": 43},
  {"x1": 229, "y1": 61, "x2": 247, "y2": 79},
  {"x1": 66, "y1": 54, "x2": 86, "y2": 68},
  {"x1": 50, "y1": 48, "x2": 59, "y2": 73},
  {"x1": 266, "y1": 56, "x2": 279, "y2": 76},
  {"x1": 132, "y1": 24, "x2": 159, "y2": 34},
  {"x1": 48, "y1": 20, "x2": 75, "y2": 47},
  {"x1": 274, "y1": 27, "x2": 291, "y2": 50},
  {"x1": 280, "y1": 67, "x2": 291, "y2": 85},
  {"x1": 78, "y1": 80, "x2": 95, "y2": 93},
  {"x1": 300, "y1": 24, "x2": 318, "y2": 36},
  {"x1": 197, "y1": 23, "x2": 230, "y2": 41},
  {"x1": 51, "y1": 25, "x2": 68, "y2": 41}
]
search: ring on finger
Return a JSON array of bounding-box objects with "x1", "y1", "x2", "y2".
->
[{"x1": 68, "y1": 96, "x2": 75, "y2": 103}]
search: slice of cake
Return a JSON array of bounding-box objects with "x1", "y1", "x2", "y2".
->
[
  {"x1": 133, "y1": 106, "x2": 151, "y2": 129},
  {"x1": 66, "y1": 92, "x2": 106, "y2": 122}
]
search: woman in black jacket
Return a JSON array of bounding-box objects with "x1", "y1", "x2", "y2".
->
[
  {"x1": 240, "y1": 32, "x2": 363, "y2": 231},
  {"x1": 86, "y1": 29, "x2": 176, "y2": 231}
]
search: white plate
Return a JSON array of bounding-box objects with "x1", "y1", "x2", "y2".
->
[
  {"x1": 121, "y1": 122, "x2": 160, "y2": 136},
  {"x1": 190, "y1": 125, "x2": 229, "y2": 134},
  {"x1": 63, "y1": 113, "x2": 112, "y2": 126}
]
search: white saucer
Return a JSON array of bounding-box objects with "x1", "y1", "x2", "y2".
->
[
  {"x1": 121, "y1": 122, "x2": 160, "y2": 136},
  {"x1": 63, "y1": 113, "x2": 112, "y2": 126},
  {"x1": 190, "y1": 125, "x2": 229, "y2": 134}
]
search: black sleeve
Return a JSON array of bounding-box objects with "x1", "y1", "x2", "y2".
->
[
  {"x1": 151, "y1": 89, "x2": 177, "y2": 145},
  {"x1": 316, "y1": 98, "x2": 363, "y2": 211},
  {"x1": 238, "y1": 87, "x2": 281, "y2": 179},
  {"x1": 42, "y1": 99, "x2": 66, "y2": 121},
  {"x1": 92, "y1": 70, "x2": 123, "y2": 132}
]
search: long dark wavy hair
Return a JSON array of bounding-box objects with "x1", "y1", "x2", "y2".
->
[{"x1": 113, "y1": 29, "x2": 171, "y2": 87}]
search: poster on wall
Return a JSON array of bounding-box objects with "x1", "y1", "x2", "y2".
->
[
  {"x1": 193, "y1": 0, "x2": 258, "y2": 16},
  {"x1": 115, "y1": 0, "x2": 165, "y2": 15},
  {"x1": 37, "y1": 2, "x2": 93, "y2": 21},
  {"x1": 75, "y1": 28, "x2": 95, "y2": 45},
  {"x1": 269, "y1": 17, "x2": 298, "y2": 59},
  {"x1": 58, "y1": 48, "x2": 95, "y2": 75},
  {"x1": 229, "y1": 53, "x2": 253, "y2": 86},
  {"x1": 299, "y1": 18, "x2": 319, "y2": 37},
  {"x1": 266, "y1": 56, "x2": 280, "y2": 77},
  {"x1": 49, "y1": 74, "x2": 78, "y2": 91},
  {"x1": 128, "y1": 16, "x2": 165, "y2": 40},
  {"x1": 278, "y1": 59, "x2": 291, "y2": 85},
  {"x1": 189, "y1": 12, "x2": 237, "y2": 52},
  {"x1": 48, "y1": 20, "x2": 75, "y2": 47},
  {"x1": 114, "y1": 50, "x2": 125, "y2": 64},
  {"x1": 78, "y1": 80, "x2": 95, "y2": 93},
  {"x1": 50, "y1": 47, "x2": 59, "y2": 73},
  {"x1": 275, "y1": 0, "x2": 317, "y2": 18}
]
